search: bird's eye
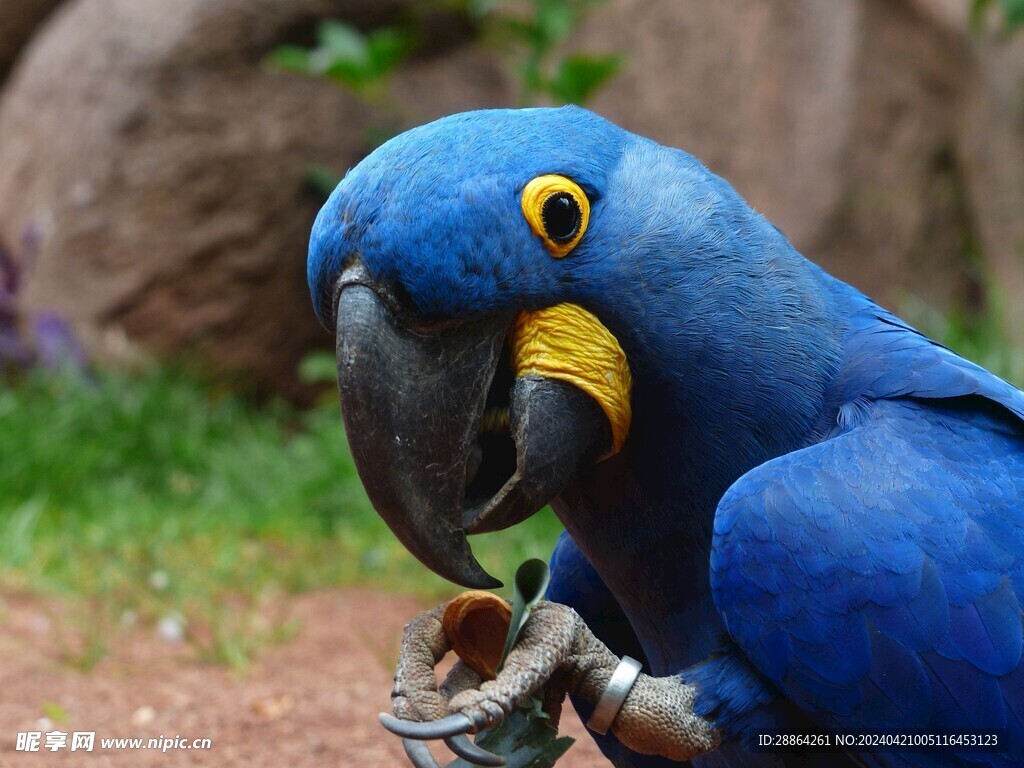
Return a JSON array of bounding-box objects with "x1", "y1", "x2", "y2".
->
[
  {"x1": 521, "y1": 174, "x2": 590, "y2": 257},
  {"x1": 542, "y1": 193, "x2": 581, "y2": 243}
]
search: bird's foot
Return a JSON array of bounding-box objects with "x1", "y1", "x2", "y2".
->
[{"x1": 381, "y1": 599, "x2": 721, "y2": 766}]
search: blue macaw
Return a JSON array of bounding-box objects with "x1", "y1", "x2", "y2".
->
[{"x1": 307, "y1": 107, "x2": 1024, "y2": 767}]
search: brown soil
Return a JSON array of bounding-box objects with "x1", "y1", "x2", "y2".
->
[{"x1": 0, "y1": 590, "x2": 608, "y2": 767}]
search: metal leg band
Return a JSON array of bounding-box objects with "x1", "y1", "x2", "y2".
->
[{"x1": 586, "y1": 655, "x2": 642, "y2": 735}]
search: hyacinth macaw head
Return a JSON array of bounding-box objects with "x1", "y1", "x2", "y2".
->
[{"x1": 308, "y1": 107, "x2": 835, "y2": 587}]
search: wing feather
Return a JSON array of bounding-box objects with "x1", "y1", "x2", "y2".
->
[{"x1": 712, "y1": 398, "x2": 1024, "y2": 765}]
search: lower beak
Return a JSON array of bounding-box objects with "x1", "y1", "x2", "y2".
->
[
  {"x1": 334, "y1": 270, "x2": 610, "y2": 588},
  {"x1": 461, "y1": 375, "x2": 609, "y2": 535}
]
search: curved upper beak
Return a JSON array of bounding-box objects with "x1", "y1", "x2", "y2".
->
[{"x1": 334, "y1": 267, "x2": 611, "y2": 588}]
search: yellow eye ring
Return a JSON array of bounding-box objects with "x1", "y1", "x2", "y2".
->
[{"x1": 521, "y1": 175, "x2": 590, "y2": 258}]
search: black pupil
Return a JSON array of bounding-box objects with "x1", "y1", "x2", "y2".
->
[{"x1": 541, "y1": 192, "x2": 581, "y2": 244}]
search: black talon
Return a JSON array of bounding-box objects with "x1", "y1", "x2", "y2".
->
[
  {"x1": 402, "y1": 738, "x2": 441, "y2": 768},
  {"x1": 444, "y1": 734, "x2": 506, "y2": 767},
  {"x1": 470, "y1": 704, "x2": 501, "y2": 731},
  {"x1": 380, "y1": 712, "x2": 475, "y2": 740}
]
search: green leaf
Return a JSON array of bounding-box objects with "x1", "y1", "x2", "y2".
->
[
  {"x1": 547, "y1": 54, "x2": 621, "y2": 105},
  {"x1": 298, "y1": 351, "x2": 338, "y2": 384},
  {"x1": 0, "y1": 498, "x2": 44, "y2": 566},
  {"x1": 500, "y1": 17, "x2": 543, "y2": 45},
  {"x1": 534, "y1": 1, "x2": 578, "y2": 46},
  {"x1": 264, "y1": 46, "x2": 313, "y2": 75},
  {"x1": 42, "y1": 701, "x2": 69, "y2": 725},
  {"x1": 317, "y1": 27, "x2": 411, "y2": 90},
  {"x1": 499, "y1": 558, "x2": 551, "y2": 670},
  {"x1": 318, "y1": 20, "x2": 371, "y2": 66},
  {"x1": 304, "y1": 166, "x2": 344, "y2": 200},
  {"x1": 365, "y1": 28, "x2": 413, "y2": 79},
  {"x1": 465, "y1": 0, "x2": 502, "y2": 19},
  {"x1": 446, "y1": 559, "x2": 573, "y2": 767},
  {"x1": 971, "y1": 0, "x2": 1024, "y2": 31},
  {"x1": 970, "y1": 0, "x2": 994, "y2": 30},
  {"x1": 299, "y1": 22, "x2": 372, "y2": 87},
  {"x1": 1000, "y1": 0, "x2": 1024, "y2": 28},
  {"x1": 289, "y1": 20, "x2": 412, "y2": 91},
  {"x1": 447, "y1": 708, "x2": 574, "y2": 768}
]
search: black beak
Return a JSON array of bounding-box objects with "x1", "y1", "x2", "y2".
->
[{"x1": 334, "y1": 267, "x2": 611, "y2": 588}]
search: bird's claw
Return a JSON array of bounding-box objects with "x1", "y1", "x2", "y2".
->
[
  {"x1": 380, "y1": 712, "x2": 475, "y2": 740},
  {"x1": 446, "y1": 734, "x2": 507, "y2": 766},
  {"x1": 401, "y1": 737, "x2": 441, "y2": 768},
  {"x1": 381, "y1": 713, "x2": 506, "y2": 766},
  {"x1": 384, "y1": 600, "x2": 585, "y2": 767}
]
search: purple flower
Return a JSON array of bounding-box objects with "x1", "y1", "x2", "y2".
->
[{"x1": 34, "y1": 314, "x2": 87, "y2": 371}]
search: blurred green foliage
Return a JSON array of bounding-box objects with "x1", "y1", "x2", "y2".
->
[
  {"x1": 267, "y1": 20, "x2": 413, "y2": 100},
  {"x1": 0, "y1": 367, "x2": 565, "y2": 669},
  {"x1": 971, "y1": 0, "x2": 1024, "y2": 32},
  {"x1": 267, "y1": 0, "x2": 621, "y2": 109},
  {"x1": 476, "y1": 0, "x2": 622, "y2": 105}
]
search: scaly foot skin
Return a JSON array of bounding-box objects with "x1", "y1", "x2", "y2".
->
[{"x1": 381, "y1": 600, "x2": 722, "y2": 767}]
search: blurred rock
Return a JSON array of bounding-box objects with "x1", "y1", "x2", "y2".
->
[
  {"x1": 579, "y1": 0, "x2": 994, "y2": 318},
  {"x1": 960, "y1": 32, "x2": 1024, "y2": 342},
  {"x1": 902, "y1": 0, "x2": 1024, "y2": 341},
  {"x1": 0, "y1": 0, "x2": 512, "y2": 398},
  {"x1": 0, "y1": 0, "x2": 63, "y2": 82}
]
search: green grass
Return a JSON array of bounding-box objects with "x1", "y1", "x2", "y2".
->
[{"x1": 0, "y1": 366, "x2": 566, "y2": 669}]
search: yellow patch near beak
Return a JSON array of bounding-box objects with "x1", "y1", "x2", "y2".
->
[{"x1": 509, "y1": 303, "x2": 632, "y2": 457}]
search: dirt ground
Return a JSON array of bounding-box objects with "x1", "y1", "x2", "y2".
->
[{"x1": 0, "y1": 589, "x2": 608, "y2": 767}]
